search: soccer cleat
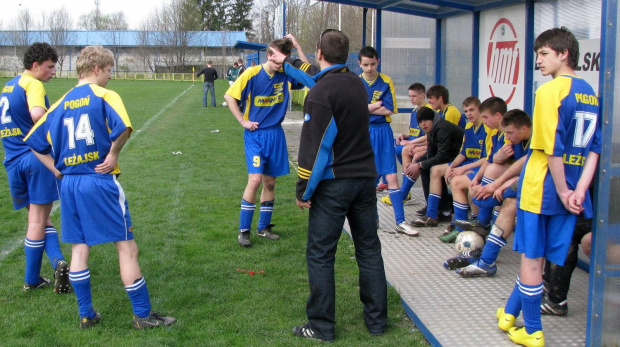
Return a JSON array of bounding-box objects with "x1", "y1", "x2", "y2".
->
[
  {"x1": 380, "y1": 193, "x2": 412, "y2": 206},
  {"x1": 497, "y1": 307, "x2": 516, "y2": 332},
  {"x1": 439, "y1": 229, "x2": 460, "y2": 243},
  {"x1": 415, "y1": 206, "x2": 427, "y2": 216},
  {"x1": 507, "y1": 327, "x2": 545, "y2": 347},
  {"x1": 132, "y1": 312, "x2": 177, "y2": 329},
  {"x1": 376, "y1": 182, "x2": 388, "y2": 192},
  {"x1": 443, "y1": 255, "x2": 478, "y2": 270},
  {"x1": 438, "y1": 212, "x2": 453, "y2": 222},
  {"x1": 411, "y1": 215, "x2": 438, "y2": 227},
  {"x1": 396, "y1": 222, "x2": 419, "y2": 236},
  {"x1": 456, "y1": 259, "x2": 497, "y2": 277},
  {"x1": 257, "y1": 224, "x2": 281, "y2": 240},
  {"x1": 540, "y1": 293, "x2": 568, "y2": 316},
  {"x1": 238, "y1": 229, "x2": 252, "y2": 247},
  {"x1": 54, "y1": 260, "x2": 72, "y2": 294},
  {"x1": 23, "y1": 276, "x2": 50, "y2": 291},
  {"x1": 80, "y1": 312, "x2": 102, "y2": 329},
  {"x1": 441, "y1": 224, "x2": 455, "y2": 236},
  {"x1": 454, "y1": 219, "x2": 491, "y2": 237},
  {"x1": 460, "y1": 248, "x2": 483, "y2": 258},
  {"x1": 292, "y1": 323, "x2": 334, "y2": 342}
]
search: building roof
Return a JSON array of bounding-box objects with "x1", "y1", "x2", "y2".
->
[{"x1": 0, "y1": 30, "x2": 247, "y2": 47}]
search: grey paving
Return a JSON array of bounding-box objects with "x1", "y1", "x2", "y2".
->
[{"x1": 283, "y1": 111, "x2": 589, "y2": 347}]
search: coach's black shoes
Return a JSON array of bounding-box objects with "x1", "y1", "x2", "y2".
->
[
  {"x1": 238, "y1": 229, "x2": 252, "y2": 247},
  {"x1": 54, "y1": 260, "x2": 72, "y2": 294},
  {"x1": 540, "y1": 293, "x2": 568, "y2": 316},
  {"x1": 132, "y1": 311, "x2": 177, "y2": 329},
  {"x1": 292, "y1": 323, "x2": 335, "y2": 342},
  {"x1": 23, "y1": 276, "x2": 50, "y2": 291},
  {"x1": 80, "y1": 312, "x2": 102, "y2": 329},
  {"x1": 257, "y1": 224, "x2": 281, "y2": 240}
]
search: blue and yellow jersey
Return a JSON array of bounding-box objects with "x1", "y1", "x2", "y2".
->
[
  {"x1": 440, "y1": 104, "x2": 467, "y2": 128},
  {"x1": 459, "y1": 122, "x2": 495, "y2": 165},
  {"x1": 486, "y1": 131, "x2": 509, "y2": 164},
  {"x1": 512, "y1": 137, "x2": 530, "y2": 161},
  {"x1": 360, "y1": 73, "x2": 398, "y2": 124},
  {"x1": 1, "y1": 73, "x2": 49, "y2": 169},
  {"x1": 226, "y1": 65, "x2": 300, "y2": 129},
  {"x1": 24, "y1": 83, "x2": 132, "y2": 176},
  {"x1": 519, "y1": 75, "x2": 601, "y2": 217},
  {"x1": 407, "y1": 103, "x2": 433, "y2": 140}
]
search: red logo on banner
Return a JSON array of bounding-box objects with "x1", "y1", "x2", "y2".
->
[{"x1": 486, "y1": 18, "x2": 520, "y2": 104}]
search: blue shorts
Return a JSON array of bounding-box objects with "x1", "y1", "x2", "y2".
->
[
  {"x1": 244, "y1": 126, "x2": 290, "y2": 177},
  {"x1": 5, "y1": 152, "x2": 59, "y2": 210},
  {"x1": 369, "y1": 124, "x2": 397, "y2": 175},
  {"x1": 513, "y1": 209, "x2": 577, "y2": 265},
  {"x1": 395, "y1": 143, "x2": 404, "y2": 164},
  {"x1": 60, "y1": 174, "x2": 134, "y2": 246},
  {"x1": 466, "y1": 166, "x2": 481, "y2": 180}
]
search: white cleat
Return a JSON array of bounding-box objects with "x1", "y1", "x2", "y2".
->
[{"x1": 396, "y1": 222, "x2": 419, "y2": 236}]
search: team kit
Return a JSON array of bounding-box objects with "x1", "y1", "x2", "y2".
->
[{"x1": 1, "y1": 25, "x2": 599, "y2": 346}]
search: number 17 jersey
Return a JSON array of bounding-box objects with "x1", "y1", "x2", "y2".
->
[{"x1": 25, "y1": 83, "x2": 132, "y2": 175}]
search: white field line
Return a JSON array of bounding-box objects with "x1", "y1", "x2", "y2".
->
[{"x1": 0, "y1": 84, "x2": 194, "y2": 263}]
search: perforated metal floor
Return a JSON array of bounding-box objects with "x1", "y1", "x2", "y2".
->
[{"x1": 283, "y1": 112, "x2": 589, "y2": 347}]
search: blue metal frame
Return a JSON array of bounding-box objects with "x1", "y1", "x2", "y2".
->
[
  {"x1": 363, "y1": 7, "x2": 368, "y2": 46},
  {"x1": 435, "y1": 18, "x2": 442, "y2": 85},
  {"x1": 377, "y1": 9, "x2": 382, "y2": 72},
  {"x1": 523, "y1": 0, "x2": 535, "y2": 115},
  {"x1": 471, "y1": 11, "x2": 480, "y2": 97},
  {"x1": 282, "y1": 1, "x2": 287, "y2": 37}
]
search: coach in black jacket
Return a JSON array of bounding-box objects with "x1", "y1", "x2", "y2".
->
[{"x1": 405, "y1": 107, "x2": 464, "y2": 217}]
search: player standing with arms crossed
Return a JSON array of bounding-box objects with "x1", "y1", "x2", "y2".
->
[
  {"x1": 25, "y1": 45, "x2": 176, "y2": 329},
  {"x1": 0, "y1": 42, "x2": 70, "y2": 293},
  {"x1": 496, "y1": 27, "x2": 600, "y2": 346}
]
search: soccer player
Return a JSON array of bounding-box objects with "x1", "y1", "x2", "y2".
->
[
  {"x1": 225, "y1": 38, "x2": 304, "y2": 247},
  {"x1": 0, "y1": 42, "x2": 70, "y2": 293},
  {"x1": 196, "y1": 61, "x2": 218, "y2": 107},
  {"x1": 496, "y1": 27, "x2": 600, "y2": 347},
  {"x1": 380, "y1": 83, "x2": 431, "y2": 206},
  {"x1": 426, "y1": 84, "x2": 467, "y2": 128},
  {"x1": 358, "y1": 46, "x2": 418, "y2": 236},
  {"x1": 226, "y1": 62, "x2": 239, "y2": 86},
  {"x1": 24, "y1": 45, "x2": 176, "y2": 329}
]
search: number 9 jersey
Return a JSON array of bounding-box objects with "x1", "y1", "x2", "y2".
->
[{"x1": 24, "y1": 83, "x2": 132, "y2": 175}]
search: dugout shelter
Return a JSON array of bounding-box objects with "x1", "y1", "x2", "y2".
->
[{"x1": 314, "y1": 0, "x2": 618, "y2": 345}]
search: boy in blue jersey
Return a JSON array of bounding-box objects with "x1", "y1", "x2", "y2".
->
[
  {"x1": 24, "y1": 46, "x2": 176, "y2": 329},
  {"x1": 0, "y1": 42, "x2": 71, "y2": 293},
  {"x1": 496, "y1": 28, "x2": 601, "y2": 347},
  {"x1": 380, "y1": 83, "x2": 431, "y2": 207},
  {"x1": 358, "y1": 46, "x2": 418, "y2": 236},
  {"x1": 225, "y1": 38, "x2": 304, "y2": 247},
  {"x1": 426, "y1": 85, "x2": 467, "y2": 128}
]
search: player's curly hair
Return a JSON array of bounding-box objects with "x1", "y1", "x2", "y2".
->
[
  {"x1": 267, "y1": 38, "x2": 293, "y2": 57},
  {"x1": 23, "y1": 42, "x2": 58, "y2": 70},
  {"x1": 76, "y1": 45, "x2": 114, "y2": 79},
  {"x1": 534, "y1": 26, "x2": 579, "y2": 69}
]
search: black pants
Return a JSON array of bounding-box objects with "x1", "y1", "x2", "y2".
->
[{"x1": 419, "y1": 165, "x2": 453, "y2": 214}]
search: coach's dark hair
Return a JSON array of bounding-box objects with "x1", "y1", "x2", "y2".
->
[
  {"x1": 534, "y1": 27, "x2": 579, "y2": 69},
  {"x1": 479, "y1": 96, "x2": 507, "y2": 115},
  {"x1": 462, "y1": 96, "x2": 481, "y2": 108},
  {"x1": 358, "y1": 46, "x2": 379, "y2": 61},
  {"x1": 408, "y1": 83, "x2": 426, "y2": 94},
  {"x1": 317, "y1": 31, "x2": 349, "y2": 64},
  {"x1": 502, "y1": 109, "x2": 532, "y2": 129},
  {"x1": 426, "y1": 85, "x2": 449, "y2": 104},
  {"x1": 24, "y1": 42, "x2": 58, "y2": 70},
  {"x1": 267, "y1": 38, "x2": 293, "y2": 57}
]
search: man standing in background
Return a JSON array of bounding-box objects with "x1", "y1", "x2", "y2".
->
[{"x1": 196, "y1": 61, "x2": 218, "y2": 108}]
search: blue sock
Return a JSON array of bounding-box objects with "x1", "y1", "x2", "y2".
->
[
  {"x1": 492, "y1": 209, "x2": 500, "y2": 225},
  {"x1": 520, "y1": 281, "x2": 544, "y2": 334},
  {"x1": 389, "y1": 189, "x2": 405, "y2": 224},
  {"x1": 239, "y1": 199, "x2": 255, "y2": 231},
  {"x1": 505, "y1": 276, "x2": 522, "y2": 317},
  {"x1": 24, "y1": 238, "x2": 45, "y2": 285},
  {"x1": 44, "y1": 226, "x2": 64, "y2": 269},
  {"x1": 478, "y1": 207, "x2": 493, "y2": 226},
  {"x1": 382, "y1": 176, "x2": 388, "y2": 185},
  {"x1": 257, "y1": 200, "x2": 274, "y2": 230},
  {"x1": 453, "y1": 201, "x2": 469, "y2": 231},
  {"x1": 426, "y1": 193, "x2": 441, "y2": 219},
  {"x1": 126, "y1": 277, "x2": 152, "y2": 318},
  {"x1": 400, "y1": 175, "x2": 415, "y2": 196},
  {"x1": 70, "y1": 269, "x2": 96, "y2": 319},
  {"x1": 480, "y1": 233, "x2": 507, "y2": 264}
]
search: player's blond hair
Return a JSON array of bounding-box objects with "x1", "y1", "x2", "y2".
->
[{"x1": 76, "y1": 45, "x2": 114, "y2": 79}]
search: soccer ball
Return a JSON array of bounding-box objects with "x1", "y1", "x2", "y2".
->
[
  {"x1": 221, "y1": 101, "x2": 228, "y2": 107},
  {"x1": 455, "y1": 231, "x2": 485, "y2": 253}
]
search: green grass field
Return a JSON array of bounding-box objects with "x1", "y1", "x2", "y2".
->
[{"x1": 0, "y1": 78, "x2": 428, "y2": 346}]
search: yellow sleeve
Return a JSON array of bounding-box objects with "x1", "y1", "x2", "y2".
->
[
  {"x1": 21, "y1": 76, "x2": 47, "y2": 111},
  {"x1": 445, "y1": 106, "x2": 461, "y2": 126},
  {"x1": 530, "y1": 78, "x2": 571, "y2": 155}
]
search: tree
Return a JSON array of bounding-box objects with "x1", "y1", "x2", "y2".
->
[
  {"x1": 43, "y1": 7, "x2": 76, "y2": 76},
  {"x1": 9, "y1": 9, "x2": 35, "y2": 68},
  {"x1": 228, "y1": 0, "x2": 253, "y2": 32},
  {"x1": 78, "y1": 10, "x2": 129, "y2": 30},
  {"x1": 135, "y1": 17, "x2": 157, "y2": 72},
  {"x1": 153, "y1": 0, "x2": 201, "y2": 72},
  {"x1": 197, "y1": 0, "x2": 229, "y2": 31}
]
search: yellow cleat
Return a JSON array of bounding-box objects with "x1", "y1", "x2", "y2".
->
[
  {"x1": 380, "y1": 193, "x2": 412, "y2": 206},
  {"x1": 497, "y1": 307, "x2": 516, "y2": 332},
  {"x1": 507, "y1": 327, "x2": 545, "y2": 347}
]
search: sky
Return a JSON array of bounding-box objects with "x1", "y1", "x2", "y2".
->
[{"x1": 0, "y1": 0, "x2": 169, "y2": 30}]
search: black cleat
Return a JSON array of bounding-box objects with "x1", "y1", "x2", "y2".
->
[{"x1": 132, "y1": 312, "x2": 177, "y2": 329}]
